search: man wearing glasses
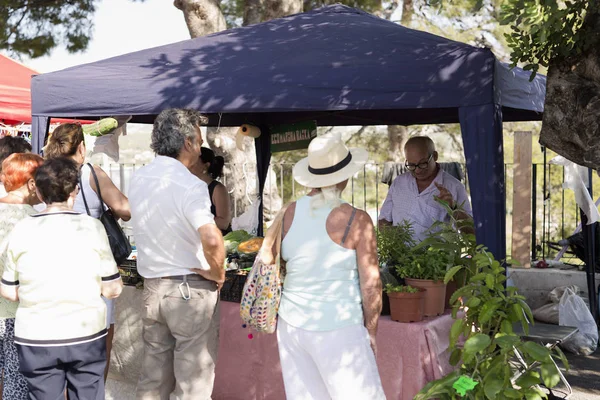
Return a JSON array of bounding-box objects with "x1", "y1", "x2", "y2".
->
[{"x1": 378, "y1": 136, "x2": 472, "y2": 242}]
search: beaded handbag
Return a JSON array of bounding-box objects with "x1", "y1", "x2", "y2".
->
[{"x1": 240, "y1": 203, "x2": 290, "y2": 334}]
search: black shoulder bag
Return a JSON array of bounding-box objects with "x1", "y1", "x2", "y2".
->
[{"x1": 79, "y1": 163, "x2": 132, "y2": 265}]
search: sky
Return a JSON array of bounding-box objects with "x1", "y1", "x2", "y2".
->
[{"x1": 24, "y1": 0, "x2": 191, "y2": 73}]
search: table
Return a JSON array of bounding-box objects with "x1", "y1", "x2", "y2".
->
[
  {"x1": 213, "y1": 302, "x2": 457, "y2": 400},
  {"x1": 110, "y1": 288, "x2": 457, "y2": 400}
]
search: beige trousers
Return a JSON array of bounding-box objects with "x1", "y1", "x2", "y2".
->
[{"x1": 136, "y1": 278, "x2": 220, "y2": 400}]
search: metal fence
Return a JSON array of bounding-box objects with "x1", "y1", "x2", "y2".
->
[{"x1": 105, "y1": 162, "x2": 598, "y2": 261}]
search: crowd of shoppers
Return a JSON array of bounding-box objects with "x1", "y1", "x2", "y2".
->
[{"x1": 0, "y1": 108, "x2": 450, "y2": 400}]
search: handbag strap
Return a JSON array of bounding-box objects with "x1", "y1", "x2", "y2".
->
[
  {"x1": 86, "y1": 163, "x2": 106, "y2": 206},
  {"x1": 260, "y1": 202, "x2": 292, "y2": 266},
  {"x1": 78, "y1": 166, "x2": 92, "y2": 216}
]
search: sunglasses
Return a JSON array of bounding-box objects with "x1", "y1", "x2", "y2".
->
[{"x1": 405, "y1": 154, "x2": 433, "y2": 171}]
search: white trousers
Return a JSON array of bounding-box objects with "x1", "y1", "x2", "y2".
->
[{"x1": 276, "y1": 318, "x2": 386, "y2": 400}]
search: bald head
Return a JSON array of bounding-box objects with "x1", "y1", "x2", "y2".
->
[
  {"x1": 404, "y1": 136, "x2": 436, "y2": 155},
  {"x1": 404, "y1": 136, "x2": 438, "y2": 181}
]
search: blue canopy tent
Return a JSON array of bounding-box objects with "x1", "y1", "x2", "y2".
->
[{"x1": 30, "y1": 5, "x2": 545, "y2": 259}]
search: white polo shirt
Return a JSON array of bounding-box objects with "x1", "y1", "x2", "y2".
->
[
  {"x1": 129, "y1": 156, "x2": 215, "y2": 278},
  {"x1": 379, "y1": 168, "x2": 472, "y2": 242}
]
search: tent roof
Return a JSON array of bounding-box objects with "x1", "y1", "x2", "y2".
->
[
  {"x1": 31, "y1": 4, "x2": 545, "y2": 126},
  {"x1": 0, "y1": 54, "x2": 37, "y2": 124}
]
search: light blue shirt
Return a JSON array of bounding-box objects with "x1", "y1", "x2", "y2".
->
[{"x1": 278, "y1": 196, "x2": 363, "y2": 331}]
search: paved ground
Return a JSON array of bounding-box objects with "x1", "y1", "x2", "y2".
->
[
  {"x1": 557, "y1": 349, "x2": 600, "y2": 400},
  {"x1": 541, "y1": 347, "x2": 600, "y2": 400}
]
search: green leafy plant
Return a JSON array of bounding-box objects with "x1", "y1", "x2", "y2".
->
[
  {"x1": 396, "y1": 248, "x2": 451, "y2": 281},
  {"x1": 384, "y1": 284, "x2": 420, "y2": 294},
  {"x1": 500, "y1": 0, "x2": 590, "y2": 79},
  {"x1": 377, "y1": 220, "x2": 417, "y2": 267},
  {"x1": 414, "y1": 205, "x2": 568, "y2": 400}
]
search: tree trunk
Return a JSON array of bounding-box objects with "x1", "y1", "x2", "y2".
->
[
  {"x1": 539, "y1": 9, "x2": 600, "y2": 170},
  {"x1": 173, "y1": 0, "x2": 227, "y2": 37},
  {"x1": 244, "y1": 0, "x2": 264, "y2": 26},
  {"x1": 383, "y1": 1, "x2": 412, "y2": 164},
  {"x1": 175, "y1": 0, "x2": 284, "y2": 223},
  {"x1": 387, "y1": 125, "x2": 409, "y2": 162},
  {"x1": 264, "y1": 0, "x2": 303, "y2": 21},
  {"x1": 401, "y1": 0, "x2": 413, "y2": 26}
]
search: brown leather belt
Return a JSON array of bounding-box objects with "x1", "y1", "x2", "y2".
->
[{"x1": 160, "y1": 274, "x2": 208, "y2": 282}]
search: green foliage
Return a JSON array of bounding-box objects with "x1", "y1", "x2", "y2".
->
[
  {"x1": 220, "y1": 0, "x2": 382, "y2": 28},
  {"x1": 500, "y1": 0, "x2": 590, "y2": 78},
  {"x1": 397, "y1": 247, "x2": 451, "y2": 281},
  {"x1": 384, "y1": 284, "x2": 420, "y2": 293},
  {"x1": 414, "y1": 204, "x2": 567, "y2": 400},
  {"x1": 0, "y1": 0, "x2": 98, "y2": 58},
  {"x1": 376, "y1": 220, "x2": 417, "y2": 267}
]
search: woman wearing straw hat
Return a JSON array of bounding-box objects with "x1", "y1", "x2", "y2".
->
[{"x1": 278, "y1": 132, "x2": 385, "y2": 399}]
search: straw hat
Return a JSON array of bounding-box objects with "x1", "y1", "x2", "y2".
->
[{"x1": 293, "y1": 132, "x2": 368, "y2": 188}]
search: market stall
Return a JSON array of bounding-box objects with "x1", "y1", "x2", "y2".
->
[
  {"x1": 28, "y1": 5, "x2": 549, "y2": 397},
  {"x1": 30, "y1": 4, "x2": 546, "y2": 260}
]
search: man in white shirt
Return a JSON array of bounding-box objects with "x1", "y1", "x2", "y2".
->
[
  {"x1": 0, "y1": 136, "x2": 32, "y2": 198},
  {"x1": 379, "y1": 136, "x2": 472, "y2": 242},
  {"x1": 129, "y1": 109, "x2": 225, "y2": 400}
]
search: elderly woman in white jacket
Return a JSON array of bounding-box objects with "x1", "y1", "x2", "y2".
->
[{"x1": 0, "y1": 158, "x2": 123, "y2": 400}]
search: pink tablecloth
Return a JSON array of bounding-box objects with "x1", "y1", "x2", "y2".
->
[{"x1": 213, "y1": 302, "x2": 456, "y2": 400}]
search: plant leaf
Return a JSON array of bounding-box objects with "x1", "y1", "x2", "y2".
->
[
  {"x1": 516, "y1": 370, "x2": 541, "y2": 389},
  {"x1": 450, "y1": 319, "x2": 465, "y2": 347},
  {"x1": 553, "y1": 346, "x2": 570, "y2": 371},
  {"x1": 445, "y1": 265, "x2": 463, "y2": 284},
  {"x1": 541, "y1": 361, "x2": 560, "y2": 388},
  {"x1": 484, "y1": 375, "x2": 504, "y2": 399},
  {"x1": 466, "y1": 296, "x2": 481, "y2": 308},
  {"x1": 449, "y1": 348, "x2": 462, "y2": 366},
  {"x1": 522, "y1": 341, "x2": 551, "y2": 361},
  {"x1": 479, "y1": 301, "x2": 499, "y2": 324},
  {"x1": 494, "y1": 333, "x2": 521, "y2": 349},
  {"x1": 464, "y1": 334, "x2": 492, "y2": 356}
]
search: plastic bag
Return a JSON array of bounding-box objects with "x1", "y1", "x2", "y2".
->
[
  {"x1": 558, "y1": 287, "x2": 599, "y2": 355},
  {"x1": 231, "y1": 197, "x2": 260, "y2": 236},
  {"x1": 533, "y1": 303, "x2": 560, "y2": 325},
  {"x1": 549, "y1": 285, "x2": 580, "y2": 304}
]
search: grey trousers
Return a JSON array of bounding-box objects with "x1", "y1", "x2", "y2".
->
[{"x1": 136, "y1": 278, "x2": 220, "y2": 400}]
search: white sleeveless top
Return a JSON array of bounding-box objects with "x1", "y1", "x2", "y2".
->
[
  {"x1": 278, "y1": 196, "x2": 363, "y2": 331},
  {"x1": 73, "y1": 164, "x2": 103, "y2": 219}
]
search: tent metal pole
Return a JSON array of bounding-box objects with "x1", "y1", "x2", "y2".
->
[
  {"x1": 255, "y1": 124, "x2": 272, "y2": 237},
  {"x1": 582, "y1": 168, "x2": 599, "y2": 324}
]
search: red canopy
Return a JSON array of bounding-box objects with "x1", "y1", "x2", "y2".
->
[
  {"x1": 0, "y1": 54, "x2": 90, "y2": 126},
  {"x1": 0, "y1": 54, "x2": 36, "y2": 124}
]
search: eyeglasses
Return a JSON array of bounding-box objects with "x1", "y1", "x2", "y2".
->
[{"x1": 405, "y1": 154, "x2": 433, "y2": 171}]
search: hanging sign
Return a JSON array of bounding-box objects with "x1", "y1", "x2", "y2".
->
[{"x1": 270, "y1": 120, "x2": 317, "y2": 153}]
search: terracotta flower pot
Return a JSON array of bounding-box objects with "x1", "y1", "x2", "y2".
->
[
  {"x1": 388, "y1": 288, "x2": 426, "y2": 323},
  {"x1": 405, "y1": 278, "x2": 447, "y2": 317}
]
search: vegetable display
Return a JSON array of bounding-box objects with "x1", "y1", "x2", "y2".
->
[
  {"x1": 82, "y1": 118, "x2": 119, "y2": 137},
  {"x1": 237, "y1": 237, "x2": 264, "y2": 254}
]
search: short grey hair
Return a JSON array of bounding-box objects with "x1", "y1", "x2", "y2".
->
[
  {"x1": 151, "y1": 109, "x2": 208, "y2": 158},
  {"x1": 404, "y1": 136, "x2": 436, "y2": 155}
]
